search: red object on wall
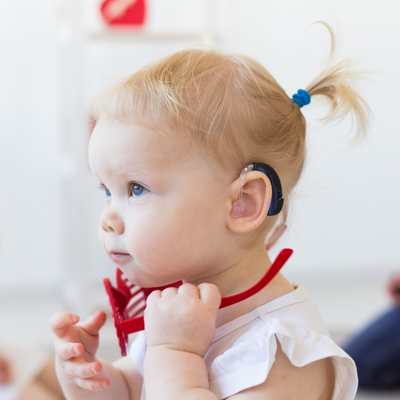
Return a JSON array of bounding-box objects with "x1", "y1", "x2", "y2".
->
[{"x1": 100, "y1": 0, "x2": 146, "y2": 27}]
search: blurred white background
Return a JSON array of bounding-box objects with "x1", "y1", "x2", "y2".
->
[{"x1": 0, "y1": 0, "x2": 399, "y2": 397}]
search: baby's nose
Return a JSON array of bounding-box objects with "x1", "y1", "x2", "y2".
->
[{"x1": 101, "y1": 211, "x2": 125, "y2": 235}]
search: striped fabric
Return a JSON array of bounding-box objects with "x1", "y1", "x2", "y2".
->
[{"x1": 120, "y1": 272, "x2": 146, "y2": 318}]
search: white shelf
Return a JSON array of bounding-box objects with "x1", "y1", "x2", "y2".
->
[{"x1": 87, "y1": 28, "x2": 218, "y2": 44}]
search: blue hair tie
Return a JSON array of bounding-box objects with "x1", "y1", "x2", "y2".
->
[{"x1": 292, "y1": 89, "x2": 311, "y2": 108}]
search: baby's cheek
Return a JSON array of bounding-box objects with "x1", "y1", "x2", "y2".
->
[
  {"x1": 134, "y1": 222, "x2": 200, "y2": 278},
  {"x1": 124, "y1": 204, "x2": 223, "y2": 282},
  {"x1": 126, "y1": 220, "x2": 179, "y2": 265}
]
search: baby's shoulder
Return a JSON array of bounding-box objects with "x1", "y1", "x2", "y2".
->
[
  {"x1": 263, "y1": 343, "x2": 334, "y2": 399},
  {"x1": 227, "y1": 343, "x2": 334, "y2": 399}
]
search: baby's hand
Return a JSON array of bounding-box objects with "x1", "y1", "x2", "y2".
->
[
  {"x1": 144, "y1": 283, "x2": 221, "y2": 356},
  {"x1": 50, "y1": 311, "x2": 110, "y2": 392}
]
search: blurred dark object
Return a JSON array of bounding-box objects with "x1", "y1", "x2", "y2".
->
[
  {"x1": 344, "y1": 273, "x2": 400, "y2": 391},
  {"x1": 387, "y1": 273, "x2": 400, "y2": 305}
]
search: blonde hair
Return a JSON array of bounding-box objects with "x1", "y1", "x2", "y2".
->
[{"x1": 91, "y1": 39, "x2": 368, "y2": 232}]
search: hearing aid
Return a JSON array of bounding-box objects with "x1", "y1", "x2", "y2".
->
[{"x1": 239, "y1": 162, "x2": 284, "y2": 216}]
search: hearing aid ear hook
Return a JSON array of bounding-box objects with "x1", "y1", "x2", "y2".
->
[
  {"x1": 237, "y1": 163, "x2": 255, "y2": 201},
  {"x1": 238, "y1": 162, "x2": 284, "y2": 216}
]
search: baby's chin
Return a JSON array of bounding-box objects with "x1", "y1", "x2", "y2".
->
[{"x1": 121, "y1": 265, "x2": 181, "y2": 288}]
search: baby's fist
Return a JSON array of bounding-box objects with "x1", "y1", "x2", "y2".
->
[{"x1": 144, "y1": 283, "x2": 221, "y2": 356}]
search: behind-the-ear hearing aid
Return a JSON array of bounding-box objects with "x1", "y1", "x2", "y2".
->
[{"x1": 239, "y1": 162, "x2": 284, "y2": 216}]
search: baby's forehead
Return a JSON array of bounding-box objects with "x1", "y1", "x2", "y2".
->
[{"x1": 88, "y1": 117, "x2": 207, "y2": 177}]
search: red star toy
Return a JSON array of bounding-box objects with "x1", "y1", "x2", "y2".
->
[{"x1": 100, "y1": 0, "x2": 146, "y2": 27}]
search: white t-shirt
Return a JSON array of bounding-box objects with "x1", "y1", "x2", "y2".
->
[{"x1": 129, "y1": 286, "x2": 357, "y2": 400}]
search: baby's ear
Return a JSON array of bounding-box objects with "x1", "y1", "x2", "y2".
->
[{"x1": 226, "y1": 172, "x2": 272, "y2": 233}]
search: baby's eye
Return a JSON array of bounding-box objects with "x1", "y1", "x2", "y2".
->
[
  {"x1": 128, "y1": 182, "x2": 148, "y2": 197},
  {"x1": 98, "y1": 183, "x2": 111, "y2": 198}
]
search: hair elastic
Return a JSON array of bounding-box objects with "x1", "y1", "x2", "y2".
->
[{"x1": 292, "y1": 89, "x2": 311, "y2": 108}]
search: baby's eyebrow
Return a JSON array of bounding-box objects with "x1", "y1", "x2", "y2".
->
[
  {"x1": 91, "y1": 155, "x2": 162, "y2": 182},
  {"x1": 118, "y1": 162, "x2": 158, "y2": 177},
  {"x1": 106, "y1": 168, "x2": 160, "y2": 186},
  {"x1": 116, "y1": 169, "x2": 149, "y2": 181}
]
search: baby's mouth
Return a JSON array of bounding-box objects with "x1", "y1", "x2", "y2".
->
[{"x1": 109, "y1": 250, "x2": 133, "y2": 266}]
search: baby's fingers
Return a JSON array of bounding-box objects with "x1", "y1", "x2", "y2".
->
[
  {"x1": 74, "y1": 377, "x2": 110, "y2": 392},
  {"x1": 55, "y1": 340, "x2": 84, "y2": 361},
  {"x1": 64, "y1": 360, "x2": 102, "y2": 380},
  {"x1": 198, "y1": 283, "x2": 221, "y2": 311},
  {"x1": 50, "y1": 312, "x2": 80, "y2": 339},
  {"x1": 79, "y1": 311, "x2": 107, "y2": 337}
]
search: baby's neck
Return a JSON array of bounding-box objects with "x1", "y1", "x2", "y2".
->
[{"x1": 194, "y1": 246, "x2": 294, "y2": 328}]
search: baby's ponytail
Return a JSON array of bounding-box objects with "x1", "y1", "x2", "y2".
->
[
  {"x1": 305, "y1": 60, "x2": 369, "y2": 135},
  {"x1": 267, "y1": 26, "x2": 369, "y2": 237}
]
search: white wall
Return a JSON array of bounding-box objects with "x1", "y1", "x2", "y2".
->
[
  {"x1": 0, "y1": 0, "x2": 399, "y2": 295},
  {"x1": 0, "y1": 0, "x2": 62, "y2": 288}
]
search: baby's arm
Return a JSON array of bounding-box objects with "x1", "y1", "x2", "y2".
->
[
  {"x1": 142, "y1": 283, "x2": 223, "y2": 400},
  {"x1": 144, "y1": 345, "x2": 217, "y2": 400},
  {"x1": 51, "y1": 311, "x2": 141, "y2": 400}
]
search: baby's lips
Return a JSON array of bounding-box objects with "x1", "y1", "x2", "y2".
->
[{"x1": 108, "y1": 251, "x2": 133, "y2": 266}]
